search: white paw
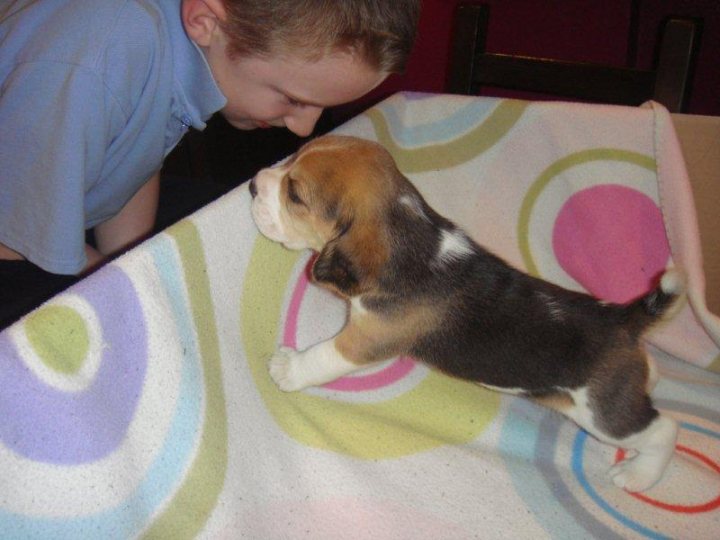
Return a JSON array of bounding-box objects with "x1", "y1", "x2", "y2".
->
[
  {"x1": 268, "y1": 347, "x2": 308, "y2": 392},
  {"x1": 608, "y1": 416, "x2": 677, "y2": 492},
  {"x1": 608, "y1": 453, "x2": 665, "y2": 492}
]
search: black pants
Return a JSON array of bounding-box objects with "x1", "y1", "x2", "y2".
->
[{"x1": 0, "y1": 260, "x2": 79, "y2": 329}]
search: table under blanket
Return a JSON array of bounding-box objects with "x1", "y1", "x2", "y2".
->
[{"x1": 1, "y1": 93, "x2": 719, "y2": 539}]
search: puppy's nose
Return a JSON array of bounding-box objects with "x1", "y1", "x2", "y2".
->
[{"x1": 249, "y1": 177, "x2": 258, "y2": 198}]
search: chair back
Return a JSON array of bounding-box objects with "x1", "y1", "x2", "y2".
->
[{"x1": 446, "y1": 3, "x2": 702, "y2": 112}]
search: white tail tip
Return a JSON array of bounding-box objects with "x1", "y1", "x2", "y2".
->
[{"x1": 660, "y1": 268, "x2": 684, "y2": 295}]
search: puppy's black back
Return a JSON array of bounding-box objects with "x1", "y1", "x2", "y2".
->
[
  {"x1": 374, "y1": 186, "x2": 677, "y2": 393},
  {"x1": 410, "y1": 247, "x2": 620, "y2": 391}
]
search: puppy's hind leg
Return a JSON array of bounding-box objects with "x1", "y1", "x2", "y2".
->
[
  {"x1": 565, "y1": 385, "x2": 677, "y2": 492},
  {"x1": 607, "y1": 414, "x2": 677, "y2": 492},
  {"x1": 645, "y1": 354, "x2": 660, "y2": 393}
]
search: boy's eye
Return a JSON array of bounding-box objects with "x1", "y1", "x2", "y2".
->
[
  {"x1": 286, "y1": 96, "x2": 304, "y2": 108},
  {"x1": 287, "y1": 177, "x2": 304, "y2": 205}
]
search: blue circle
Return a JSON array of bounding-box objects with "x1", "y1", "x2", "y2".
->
[{"x1": 572, "y1": 408, "x2": 720, "y2": 539}]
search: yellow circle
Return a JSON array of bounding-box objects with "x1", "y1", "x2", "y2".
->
[
  {"x1": 518, "y1": 148, "x2": 655, "y2": 277},
  {"x1": 241, "y1": 237, "x2": 500, "y2": 459},
  {"x1": 26, "y1": 305, "x2": 89, "y2": 375}
]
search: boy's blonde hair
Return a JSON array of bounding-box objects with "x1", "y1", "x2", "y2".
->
[{"x1": 220, "y1": 0, "x2": 421, "y2": 72}]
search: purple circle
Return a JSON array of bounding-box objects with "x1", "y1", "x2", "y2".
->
[{"x1": 0, "y1": 266, "x2": 148, "y2": 464}]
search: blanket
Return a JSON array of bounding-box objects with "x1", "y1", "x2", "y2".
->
[{"x1": 1, "y1": 93, "x2": 719, "y2": 539}]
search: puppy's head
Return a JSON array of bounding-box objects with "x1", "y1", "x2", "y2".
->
[{"x1": 250, "y1": 135, "x2": 406, "y2": 296}]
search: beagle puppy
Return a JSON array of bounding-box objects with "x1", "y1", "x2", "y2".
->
[{"x1": 249, "y1": 135, "x2": 682, "y2": 492}]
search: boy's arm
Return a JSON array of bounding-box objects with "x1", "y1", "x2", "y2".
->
[
  {"x1": 1, "y1": 172, "x2": 160, "y2": 274},
  {"x1": 94, "y1": 171, "x2": 160, "y2": 258}
]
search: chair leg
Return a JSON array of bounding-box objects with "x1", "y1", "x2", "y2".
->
[
  {"x1": 446, "y1": 3, "x2": 490, "y2": 95},
  {"x1": 652, "y1": 17, "x2": 702, "y2": 112}
]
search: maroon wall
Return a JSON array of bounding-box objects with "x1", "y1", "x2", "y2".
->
[{"x1": 357, "y1": 0, "x2": 718, "y2": 116}]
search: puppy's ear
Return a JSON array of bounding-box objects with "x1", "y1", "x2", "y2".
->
[
  {"x1": 311, "y1": 217, "x2": 363, "y2": 295},
  {"x1": 311, "y1": 240, "x2": 359, "y2": 295},
  {"x1": 312, "y1": 209, "x2": 387, "y2": 297}
]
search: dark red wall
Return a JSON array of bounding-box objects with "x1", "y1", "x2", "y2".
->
[{"x1": 357, "y1": 0, "x2": 718, "y2": 116}]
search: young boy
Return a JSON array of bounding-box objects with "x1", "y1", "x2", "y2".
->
[{"x1": 0, "y1": 0, "x2": 421, "y2": 328}]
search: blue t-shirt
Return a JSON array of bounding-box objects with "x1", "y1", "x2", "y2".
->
[{"x1": 0, "y1": 0, "x2": 226, "y2": 273}]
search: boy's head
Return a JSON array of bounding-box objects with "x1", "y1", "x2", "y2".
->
[
  {"x1": 219, "y1": 0, "x2": 421, "y2": 73},
  {"x1": 182, "y1": 0, "x2": 421, "y2": 137}
]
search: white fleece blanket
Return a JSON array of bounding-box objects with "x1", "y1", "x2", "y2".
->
[{"x1": 1, "y1": 93, "x2": 718, "y2": 539}]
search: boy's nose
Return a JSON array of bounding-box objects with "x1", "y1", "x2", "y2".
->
[{"x1": 285, "y1": 106, "x2": 323, "y2": 137}]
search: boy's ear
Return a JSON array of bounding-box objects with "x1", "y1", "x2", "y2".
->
[{"x1": 181, "y1": 0, "x2": 227, "y2": 47}]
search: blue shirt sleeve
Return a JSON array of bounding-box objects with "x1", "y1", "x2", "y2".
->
[{"x1": 0, "y1": 61, "x2": 120, "y2": 274}]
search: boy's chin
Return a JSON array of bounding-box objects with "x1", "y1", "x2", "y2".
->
[
  {"x1": 223, "y1": 116, "x2": 277, "y2": 131},
  {"x1": 223, "y1": 118, "x2": 257, "y2": 130}
]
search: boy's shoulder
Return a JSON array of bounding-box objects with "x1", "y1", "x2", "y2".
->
[
  {"x1": 2, "y1": 0, "x2": 167, "y2": 70},
  {"x1": 1, "y1": 0, "x2": 176, "y2": 112}
]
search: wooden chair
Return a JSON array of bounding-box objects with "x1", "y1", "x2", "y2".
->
[{"x1": 446, "y1": 3, "x2": 702, "y2": 112}]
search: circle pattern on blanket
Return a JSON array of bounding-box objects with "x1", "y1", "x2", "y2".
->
[
  {"x1": 553, "y1": 185, "x2": 669, "y2": 303},
  {"x1": 614, "y1": 445, "x2": 720, "y2": 513},
  {"x1": 0, "y1": 267, "x2": 147, "y2": 464},
  {"x1": 283, "y1": 258, "x2": 423, "y2": 402},
  {"x1": 25, "y1": 305, "x2": 88, "y2": 374},
  {"x1": 241, "y1": 238, "x2": 501, "y2": 459},
  {"x1": 0, "y1": 231, "x2": 223, "y2": 537},
  {"x1": 573, "y1": 414, "x2": 720, "y2": 535},
  {"x1": 3, "y1": 295, "x2": 106, "y2": 400},
  {"x1": 518, "y1": 149, "x2": 668, "y2": 302},
  {"x1": 499, "y1": 398, "x2": 720, "y2": 539}
]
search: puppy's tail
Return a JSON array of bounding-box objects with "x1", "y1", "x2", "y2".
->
[{"x1": 626, "y1": 268, "x2": 685, "y2": 333}]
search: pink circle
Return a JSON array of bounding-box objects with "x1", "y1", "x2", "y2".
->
[
  {"x1": 322, "y1": 357, "x2": 416, "y2": 391},
  {"x1": 283, "y1": 258, "x2": 415, "y2": 392},
  {"x1": 552, "y1": 185, "x2": 670, "y2": 303}
]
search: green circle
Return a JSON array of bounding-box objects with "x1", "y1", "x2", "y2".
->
[
  {"x1": 367, "y1": 99, "x2": 528, "y2": 173},
  {"x1": 241, "y1": 237, "x2": 500, "y2": 459},
  {"x1": 26, "y1": 305, "x2": 89, "y2": 375},
  {"x1": 517, "y1": 148, "x2": 656, "y2": 277}
]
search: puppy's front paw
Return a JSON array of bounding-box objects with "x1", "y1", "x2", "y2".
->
[{"x1": 269, "y1": 347, "x2": 309, "y2": 392}]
